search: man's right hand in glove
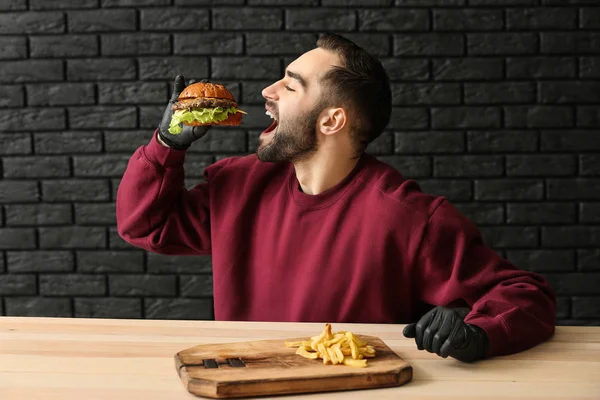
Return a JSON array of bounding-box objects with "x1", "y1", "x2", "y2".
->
[{"x1": 157, "y1": 75, "x2": 211, "y2": 150}]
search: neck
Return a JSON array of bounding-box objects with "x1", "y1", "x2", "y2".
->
[{"x1": 293, "y1": 146, "x2": 361, "y2": 195}]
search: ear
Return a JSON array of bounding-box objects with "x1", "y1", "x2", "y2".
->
[{"x1": 319, "y1": 107, "x2": 347, "y2": 136}]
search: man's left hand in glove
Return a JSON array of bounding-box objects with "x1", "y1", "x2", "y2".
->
[{"x1": 403, "y1": 306, "x2": 489, "y2": 362}]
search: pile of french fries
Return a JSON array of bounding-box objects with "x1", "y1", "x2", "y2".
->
[{"x1": 285, "y1": 323, "x2": 376, "y2": 368}]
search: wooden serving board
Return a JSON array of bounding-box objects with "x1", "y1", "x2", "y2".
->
[{"x1": 175, "y1": 334, "x2": 412, "y2": 398}]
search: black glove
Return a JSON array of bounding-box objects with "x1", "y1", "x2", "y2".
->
[
  {"x1": 403, "y1": 306, "x2": 489, "y2": 362},
  {"x1": 157, "y1": 75, "x2": 211, "y2": 150}
]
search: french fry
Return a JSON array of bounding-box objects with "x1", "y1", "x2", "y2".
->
[{"x1": 286, "y1": 324, "x2": 377, "y2": 368}]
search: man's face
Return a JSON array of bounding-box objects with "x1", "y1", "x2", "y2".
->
[{"x1": 257, "y1": 48, "x2": 340, "y2": 163}]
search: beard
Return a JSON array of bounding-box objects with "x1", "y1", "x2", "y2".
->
[{"x1": 256, "y1": 101, "x2": 323, "y2": 164}]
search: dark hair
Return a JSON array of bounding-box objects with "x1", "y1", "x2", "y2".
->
[{"x1": 316, "y1": 33, "x2": 392, "y2": 154}]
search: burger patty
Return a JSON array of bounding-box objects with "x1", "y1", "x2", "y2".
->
[{"x1": 172, "y1": 97, "x2": 238, "y2": 111}]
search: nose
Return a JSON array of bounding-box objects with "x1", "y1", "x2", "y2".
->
[{"x1": 261, "y1": 81, "x2": 279, "y2": 101}]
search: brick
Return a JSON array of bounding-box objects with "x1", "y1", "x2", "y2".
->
[
  {"x1": 573, "y1": 297, "x2": 600, "y2": 319},
  {"x1": 240, "y1": 81, "x2": 272, "y2": 104},
  {"x1": 578, "y1": 249, "x2": 600, "y2": 271},
  {"x1": 580, "y1": 155, "x2": 600, "y2": 176},
  {"x1": 324, "y1": 0, "x2": 390, "y2": 4},
  {"x1": 434, "y1": 155, "x2": 502, "y2": 177},
  {"x1": 557, "y1": 297, "x2": 571, "y2": 319},
  {"x1": 475, "y1": 179, "x2": 543, "y2": 201},
  {"x1": 138, "y1": 106, "x2": 162, "y2": 129},
  {"x1": 367, "y1": 131, "x2": 393, "y2": 155},
  {"x1": 471, "y1": 0, "x2": 536, "y2": 3},
  {"x1": 0, "y1": 0, "x2": 26, "y2": 10},
  {"x1": 109, "y1": 274, "x2": 176, "y2": 297},
  {"x1": 7, "y1": 251, "x2": 74, "y2": 272},
  {"x1": 98, "y1": 82, "x2": 166, "y2": 105},
  {"x1": 540, "y1": 82, "x2": 600, "y2": 104},
  {"x1": 0, "y1": 85, "x2": 23, "y2": 108},
  {"x1": 433, "y1": 58, "x2": 502, "y2": 80},
  {"x1": 145, "y1": 298, "x2": 213, "y2": 320},
  {"x1": 102, "y1": 0, "x2": 171, "y2": 5},
  {"x1": 391, "y1": 83, "x2": 460, "y2": 105},
  {"x1": 286, "y1": 9, "x2": 355, "y2": 31},
  {"x1": 30, "y1": 35, "x2": 97, "y2": 58},
  {"x1": 212, "y1": 57, "x2": 280, "y2": 80},
  {"x1": 68, "y1": 10, "x2": 135, "y2": 32},
  {"x1": 0, "y1": 12, "x2": 64, "y2": 34},
  {"x1": 75, "y1": 203, "x2": 116, "y2": 225},
  {"x1": 147, "y1": 253, "x2": 212, "y2": 274},
  {"x1": 26, "y1": 83, "x2": 94, "y2": 106},
  {"x1": 72, "y1": 155, "x2": 130, "y2": 178},
  {"x1": 5, "y1": 204, "x2": 72, "y2": 226},
  {"x1": 69, "y1": 106, "x2": 136, "y2": 129},
  {"x1": 42, "y1": 180, "x2": 109, "y2": 202},
  {"x1": 101, "y1": 33, "x2": 170, "y2": 56},
  {"x1": 340, "y1": 33, "x2": 390, "y2": 57},
  {"x1": 109, "y1": 226, "x2": 136, "y2": 249},
  {"x1": 139, "y1": 57, "x2": 209, "y2": 81},
  {"x1": 507, "y1": 57, "x2": 576, "y2": 79},
  {"x1": 104, "y1": 131, "x2": 150, "y2": 152},
  {"x1": 0, "y1": 37, "x2": 27, "y2": 59},
  {"x1": 541, "y1": 131, "x2": 600, "y2": 151},
  {"x1": 0, "y1": 228, "x2": 35, "y2": 249},
  {"x1": 432, "y1": 107, "x2": 500, "y2": 129},
  {"x1": 480, "y1": 227, "x2": 538, "y2": 248},
  {"x1": 434, "y1": 9, "x2": 502, "y2": 31},
  {"x1": 174, "y1": 33, "x2": 243, "y2": 55},
  {"x1": 39, "y1": 227, "x2": 106, "y2": 249},
  {"x1": 382, "y1": 58, "x2": 429, "y2": 81},
  {"x1": 5, "y1": 297, "x2": 72, "y2": 317},
  {"x1": 394, "y1": 34, "x2": 463, "y2": 56},
  {"x1": 0, "y1": 274, "x2": 36, "y2": 295},
  {"x1": 541, "y1": 32, "x2": 600, "y2": 54},
  {"x1": 246, "y1": 33, "x2": 317, "y2": 55},
  {"x1": 468, "y1": 33, "x2": 537, "y2": 55},
  {"x1": 40, "y1": 274, "x2": 106, "y2": 296},
  {"x1": 75, "y1": 298, "x2": 141, "y2": 319},
  {"x1": 0, "y1": 181, "x2": 39, "y2": 203},
  {"x1": 580, "y1": 203, "x2": 600, "y2": 223},
  {"x1": 507, "y1": 203, "x2": 576, "y2": 224},
  {"x1": 195, "y1": 132, "x2": 246, "y2": 153},
  {"x1": 543, "y1": 226, "x2": 600, "y2": 247},
  {"x1": 0, "y1": 133, "x2": 31, "y2": 155},
  {"x1": 507, "y1": 8, "x2": 576, "y2": 30},
  {"x1": 35, "y1": 132, "x2": 102, "y2": 154},
  {"x1": 377, "y1": 156, "x2": 431, "y2": 178},
  {"x1": 581, "y1": 8, "x2": 600, "y2": 29},
  {"x1": 505, "y1": 106, "x2": 573, "y2": 128},
  {"x1": 580, "y1": 57, "x2": 600, "y2": 78},
  {"x1": 578, "y1": 106, "x2": 600, "y2": 127},
  {"x1": 396, "y1": 0, "x2": 464, "y2": 4},
  {"x1": 111, "y1": 179, "x2": 121, "y2": 200},
  {"x1": 31, "y1": 0, "x2": 97, "y2": 8},
  {"x1": 507, "y1": 250, "x2": 575, "y2": 273},
  {"x1": 419, "y1": 179, "x2": 472, "y2": 201},
  {"x1": 464, "y1": 82, "x2": 535, "y2": 104},
  {"x1": 395, "y1": 131, "x2": 464, "y2": 154},
  {"x1": 1, "y1": 108, "x2": 65, "y2": 132},
  {"x1": 387, "y1": 108, "x2": 428, "y2": 129},
  {"x1": 548, "y1": 178, "x2": 600, "y2": 200},
  {"x1": 78, "y1": 250, "x2": 143, "y2": 273},
  {"x1": 177, "y1": 0, "x2": 243, "y2": 3},
  {"x1": 68, "y1": 59, "x2": 135, "y2": 81},
  {"x1": 214, "y1": 8, "x2": 281, "y2": 30},
  {"x1": 0, "y1": 60, "x2": 63, "y2": 83},
  {"x1": 180, "y1": 275, "x2": 213, "y2": 297},
  {"x1": 141, "y1": 8, "x2": 208, "y2": 31},
  {"x1": 506, "y1": 155, "x2": 576, "y2": 176},
  {"x1": 358, "y1": 9, "x2": 428, "y2": 31},
  {"x1": 454, "y1": 202, "x2": 503, "y2": 224}
]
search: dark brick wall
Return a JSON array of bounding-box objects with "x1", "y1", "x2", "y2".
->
[{"x1": 0, "y1": 0, "x2": 599, "y2": 325}]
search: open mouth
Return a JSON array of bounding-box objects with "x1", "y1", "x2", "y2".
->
[{"x1": 262, "y1": 110, "x2": 278, "y2": 135}]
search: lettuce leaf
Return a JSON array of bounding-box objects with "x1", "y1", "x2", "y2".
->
[{"x1": 168, "y1": 107, "x2": 238, "y2": 134}]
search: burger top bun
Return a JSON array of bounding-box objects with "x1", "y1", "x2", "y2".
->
[{"x1": 178, "y1": 82, "x2": 235, "y2": 101}]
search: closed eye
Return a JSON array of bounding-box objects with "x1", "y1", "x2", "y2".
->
[{"x1": 285, "y1": 85, "x2": 295, "y2": 92}]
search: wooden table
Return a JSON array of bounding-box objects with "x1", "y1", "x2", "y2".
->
[{"x1": 1, "y1": 317, "x2": 599, "y2": 399}]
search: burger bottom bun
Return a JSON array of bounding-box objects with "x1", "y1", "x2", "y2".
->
[{"x1": 183, "y1": 111, "x2": 242, "y2": 127}]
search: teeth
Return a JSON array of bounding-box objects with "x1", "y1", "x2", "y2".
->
[{"x1": 265, "y1": 110, "x2": 276, "y2": 120}]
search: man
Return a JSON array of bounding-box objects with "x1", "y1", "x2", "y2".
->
[{"x1": 117, "y1": 33, "x2": 556, "y2": 363}]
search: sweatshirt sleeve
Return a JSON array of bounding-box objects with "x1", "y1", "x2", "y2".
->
[
  {"x1": 413, "y1": 199, "x2": 557, "y2": 358},
  {"x1": 116, "y1": 130, "x2": 229, "y2": 255}
]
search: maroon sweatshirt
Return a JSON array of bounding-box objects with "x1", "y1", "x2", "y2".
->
[{"x1": 116, "y1": 131, "x2": 556, "y2": 358}]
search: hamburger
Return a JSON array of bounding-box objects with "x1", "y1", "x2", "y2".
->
[{"x1": 168, "y1": 82, "x2": 246, "y2": 134}]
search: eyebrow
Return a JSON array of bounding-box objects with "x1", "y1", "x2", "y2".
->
[{"x1": 286, "y1": 70, "x2": 307, "y2": 90}]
